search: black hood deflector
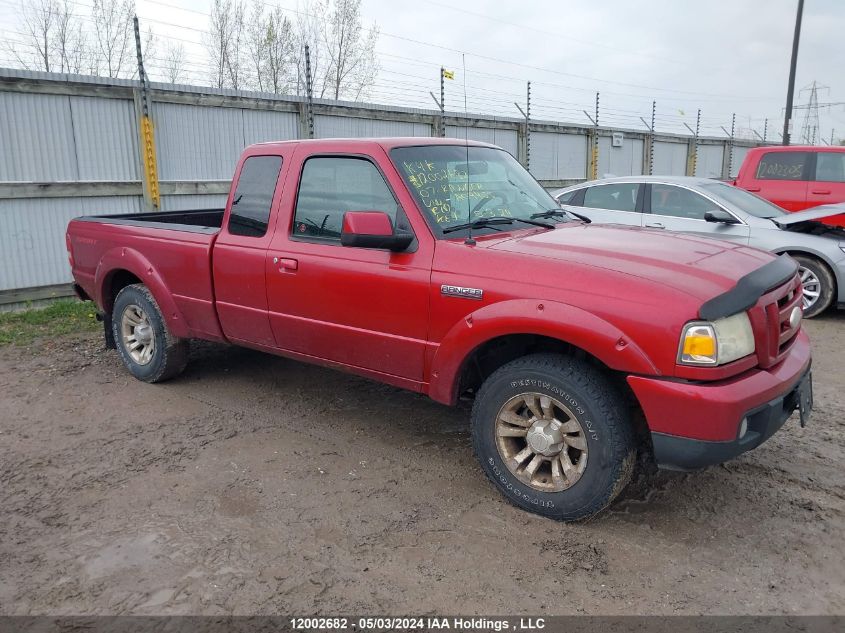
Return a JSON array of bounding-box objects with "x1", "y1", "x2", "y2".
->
[{"x1": 698, "y1": 255, "x2": 798, "y2": 321}]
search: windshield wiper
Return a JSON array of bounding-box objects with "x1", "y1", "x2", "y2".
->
[
  {"x1": 530, "y1": 208, "x2": 592, "y2": 224},
  {"x1": 442, "y1": 216, "x2": 554, "y2": 234}
]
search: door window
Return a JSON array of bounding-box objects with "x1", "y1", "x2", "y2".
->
[
  {"x1": 228, "y1": 155, "x2": 283, "y2": 237},
  {"x1": 650, "y1": 184, "x2": 721, "y2": 220},
  {"x1": 755, "y1": 151, "x2": 809, "y2": 181},
  {"x1": 556, "y1": 189, "x2": 579, "y2": 204},
  {"x1": 293, "y1": 157, "x2": 401, "y2": 242},
  {"x1": 582, "y1": 183, "x2": 639, "y2": 212},
  {"x1": 815, "y1": 152, "x2": 845, "y2": 183}
]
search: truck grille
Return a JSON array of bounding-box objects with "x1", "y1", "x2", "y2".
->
[{"x1": 752, "y1": 274, "x2": 802, "y2": 369}]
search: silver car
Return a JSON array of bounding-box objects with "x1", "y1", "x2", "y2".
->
[{"x1": 552, "y1": 176, "x2": 845, "y2": 317}]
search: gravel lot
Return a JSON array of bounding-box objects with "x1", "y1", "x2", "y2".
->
[{"x1": 1, "y1": 312, "x2": 843, "y2": 615}]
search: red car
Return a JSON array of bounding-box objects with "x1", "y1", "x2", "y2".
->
[
  {"x1": 66, "y1": 138, "x2": 813, "y2": 521},
  {"x1": 733, "y1": 145, "x2": 845, "y2": 225}
]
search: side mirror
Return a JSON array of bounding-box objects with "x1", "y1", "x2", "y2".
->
[
  {"x1": 340, "y1": 211, "x2": 413, "y2": 252},
  {"x1": 704, "y1": 209, "x2": 740, "y2": 225}
]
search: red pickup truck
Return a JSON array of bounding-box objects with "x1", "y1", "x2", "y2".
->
[
  {"x1": 67, "y1": 138, "x2": 813, "y2": 521},
  {"x1": 733, "y1": 145, "x2": 845, "y2": 225}
]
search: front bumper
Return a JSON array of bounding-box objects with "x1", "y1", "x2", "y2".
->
[{"x1": 627, "y1": 329, "x2": 811, "y2": 470}]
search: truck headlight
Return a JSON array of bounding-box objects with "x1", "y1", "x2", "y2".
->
[{"x1": 679, "y1": 312, "x2": 755, "y2": 366}]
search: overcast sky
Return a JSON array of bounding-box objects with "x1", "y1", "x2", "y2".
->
[{"x1": 2, "y1": 0, "x2": 842, "y2": 141}]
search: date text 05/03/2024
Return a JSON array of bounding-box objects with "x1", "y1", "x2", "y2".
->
[{"x1": 289, "y1": 617, "x2": 548, "y2": 631}]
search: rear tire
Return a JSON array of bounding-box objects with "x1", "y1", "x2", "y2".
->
[
  {"x1": 112, "y1": 284, "x2": 188, "y2": 383},
  {"x1": 471, "y1": 353, "x2": 635, "y2": 522},
  {"x1": 793, "y1": 255, "x2": 834, "y2": 318}
]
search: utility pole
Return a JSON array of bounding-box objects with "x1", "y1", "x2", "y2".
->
[
  {"x1": 763, "y1": 118, "x2": 768, "y2": 143},
  {"x1": 133, "y1": 15, "x2": 159, "y2": 209},
  {"x1": 304, "y1": 44, "x2": 315, "y2": 139},
  {"x1": 782, "y1": 0, "x2": 804, "y2": 145}
]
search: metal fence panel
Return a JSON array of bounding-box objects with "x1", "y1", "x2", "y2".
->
[
  {"x1": 530, "y1": 132, "x2": 588, "y2": 180},
  {"x1": 652, "y1": 141, "x2": 688, "y2": 176},
  {"x1": 695, "y1": 144, "x2": 725, "y2": 178},
  {"x1": 154, "y1": 102, "x2": 245, "y2": 180},
  {"x1": 69, "y1": 96, "x2": 140, "y2": 181},
  {"x1": 445, "y1": 126, "x2": 519, "y2": 157},
  {"x1": 160, "y1": 194, "x2": 229, "y2": 211},
  {"x1": 314, "y1": 115, "x2": 431, "y2": 138},
  {"x1": 0, "y1": 196, "x2": 143, "y2": 291},
  {"x1": 730, "y1": 145, "x2": 752, "y2": 178},
  {"x1": 598, "y1": 136, "x2": 644, "y2": 177},
  {"x1": 0, "y1": 91, "x2": 78, "y2": 181},
  {"x1": 242, "y1": 108, "x2": 299, "y2": 146}
]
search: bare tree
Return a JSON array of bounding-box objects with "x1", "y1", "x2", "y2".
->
[
  {"x1": 264, "y1": 8, "x2": 294, "y2": 94},
  {"x1": 54, "y1": 0, "x2": 89, "y2": 74},
  {"x1": 91, "y1": 0, "x2": 134, "y2": 78},
  {"x1": 161, "y1": 42, "x2": 186, "y2": 84},
  {"x1": 206, "y1": 0, "x2": 246, "y2": 89},
  {"x1": 8, "y1": 0, "x2": 57, "y2": 71},
  {"x1": 207, "y1": 0, "x2": 230, "y2": 88},
  {"x1": 226, "y1": 0, "x2": 247, "y2": 89},
  {"x1": 246, "y1": 1, "x2": 294, "y2": 94},
  {"x1": 292, "y1": 0, "x2": 325, "y2": 97},
  {"x1": 320, "y1": 0, "x2": 378, "y2": 100}
]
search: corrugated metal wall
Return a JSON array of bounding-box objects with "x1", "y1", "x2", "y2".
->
[
  {"x1": 531, "y1": 132, "x2": 589, "y2": 180},
  {"x1": 0, "y1": 69, "x2": 759, "y2": 299},
  {"x1": 694, "y1": 144, "x2": 725, "y2": 179},
  {"x1": 0, "y1": 196, "x2": 144, "y2": 291},
  {"x1": 652, "y1": 141, "x2": 689, "y2": 176},
  {"x1": 597, "y1": 136, "x2": 644, "y2": 177},
  {"x1": 445, "y1": 126, "x2": 519, "y2": 158},
  {"x1": 730, "y1": 145, "x2": 751, "y2": 178},
  {"x1": 315, "y1": 115, "x2": 431, "y2": 138}
]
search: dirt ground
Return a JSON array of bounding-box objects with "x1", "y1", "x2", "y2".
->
[{"x1": 1, "y1": 313, "x2": 843, "y2": 616}]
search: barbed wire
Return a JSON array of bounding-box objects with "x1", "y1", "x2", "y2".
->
[{"x1": 0, "y1": 0, "x2": 830, "y2": 141}]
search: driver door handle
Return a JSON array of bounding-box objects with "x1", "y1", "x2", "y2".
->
[
  {"x1": 645, "y1": 222, "x2": 665, "y2": 229},
  {"x1": 273, "y1": 256, "x2": 298, "y2": 272}
]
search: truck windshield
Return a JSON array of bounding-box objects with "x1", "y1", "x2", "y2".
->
[
  {"x1": 700, "y1": 182, "x2": 786, "y2": 219},
  {"x1": 391, "y1": 145, "x2": 563, "y2": 237}
]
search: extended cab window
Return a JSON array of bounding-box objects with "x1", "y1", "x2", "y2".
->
[
  {"x1": 583, "y1": 183, "x2": 639, "y2": 212},
  {"x1": 228, "y1": 155, "x2": 283, "y2": 237},
  {"x1": 755, "y1": 151, "x2": 808, "y2": 181},
  {"x1": 293, "y1": 157, "x2": 399, "y2": 241},
  {"x1": 649, "y1": 184, "x2": 718, "y2": 220},
  {"x1": 815, "y1": 152, "x2": 845, "y2": 182}
]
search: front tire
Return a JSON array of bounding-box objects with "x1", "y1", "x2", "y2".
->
[
  {"x1": 471, "y1": 353, "x2": 635, "y2": 521},
  {"x1": 112, "y1": 284, "x2": 188, "y2": 383},
  {"x1": 793, "y1": 255, "x2": 834, "y2": 318}
]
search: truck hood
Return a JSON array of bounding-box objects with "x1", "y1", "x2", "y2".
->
[
  {"x1": 488, "y1": 224, "x2": 776, "y2": 305},
  {"x1": 772, "y1": 203, "x2": 845, "y2": 226}
]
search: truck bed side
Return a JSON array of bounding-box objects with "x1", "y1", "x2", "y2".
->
[{"x1": 67, "y1": 209, "x2": 226, "y2": 342}]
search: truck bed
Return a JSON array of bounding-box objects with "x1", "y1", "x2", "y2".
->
[
  {"x1": 75, "y1": 208, "x2": 225, "y2": 234},
  {"x1": 67, "y1": 207, "x2": 226, "y2": 342}
]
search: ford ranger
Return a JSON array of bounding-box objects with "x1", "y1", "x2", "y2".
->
[{"x1": 66, "y1": 138, "x2": 813, "y2": 521}]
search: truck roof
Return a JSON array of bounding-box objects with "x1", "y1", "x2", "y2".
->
[
  {"x1": 250, "y1": 137, "x2": 499, "y2": 151},
  {"x1": 746, "y1": 145, "x2": 845, "y2": 153}
]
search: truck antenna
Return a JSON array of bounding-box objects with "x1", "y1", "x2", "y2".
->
[{"x1": 462, "y1": 53, "x2": 475, "y2": 246}]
